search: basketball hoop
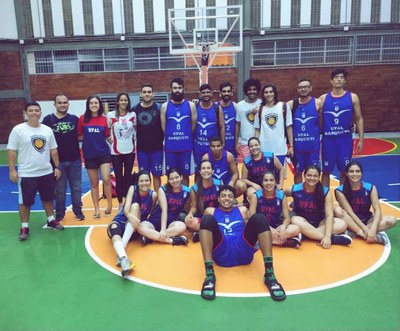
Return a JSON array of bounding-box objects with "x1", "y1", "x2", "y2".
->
[{"x1": 200, "y1": 43, "x2": 211, "y2": 66}]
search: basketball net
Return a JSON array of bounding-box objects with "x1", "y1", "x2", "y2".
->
[{"x1": 200, "y1": 43, "x2": 210, "y2": 84}]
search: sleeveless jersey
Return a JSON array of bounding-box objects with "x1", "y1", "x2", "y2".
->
[
  {"x1": 207, "y1": 150, "x2": 231, "y2": 184},
  {"x1": 292, "y1": 183, "x2": 329, "y2": 225},
  {"x1": 244, "y1": 152, "x2": 275, "y2": 186},
  {"x1": 107, "y1": 111, "x2": 136, "y2": 155},
  {"x1": 132, "y1": 186, "x2": 154, "y2": 220},
  {"x1": 255, "y1": 189, "x2": 284, "y2": 228},
  {"x1": 192, "y1": 179, "x2": 222, "y2": 215},
  {"x1": 164, "y1": 100, "x2": 193, "y2": 152},
  {"x1": 293, "y1": 97, "x2": 320, "y2": 153},
  {"x1": 214, "y1": 206, "x2": 245, "y2": 240},
  {"x1": 336, "y1": 181, "x2": 373, "y2": 221},
  {"x1": 218, "y1": 101, "x2": 236, "y2": 151},
  {"x1": 322, "y1": 91, "x2": 353, "y2": 137},
  {"x1": 161, "y1": 184, "x2": 191, "y2": 221},
  {"x1": 195, "y1": 103, "x2": 219, "y2": 149},
  {"x1": 135, "y1": 103, "x2": 163, "y2": 152}
]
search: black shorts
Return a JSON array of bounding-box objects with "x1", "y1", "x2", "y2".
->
[
  {"x1": 19, "y1": 173, "x2": 55, "y2": 207},
  {"x1": 85, "y1": 154, "x2": 112, "y2": 169}
]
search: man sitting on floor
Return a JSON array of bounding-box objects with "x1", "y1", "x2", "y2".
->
[{"x1": 198, "y1": 184, "x2": 286, "y2": 301}]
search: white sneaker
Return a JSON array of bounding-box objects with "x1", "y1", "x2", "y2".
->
[
  {"x1": 120, "y1": 257, "x2": 135, "y2": 278},
  {"x1": 375, "y1": 232, "x2": 389, "y2": 245}
]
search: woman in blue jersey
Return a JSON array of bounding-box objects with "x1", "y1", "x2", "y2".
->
[
  {"x1": 139, "y1": 169, "x2": 195, "y2": 245},
  {"x1": 186, "y1": 160, "x2": 222, "y2": 242},
  {"x1": 242, "y1": 137, "x2": 284, "y2": 200},
  {"x1": 284, "y1": 165, "x2": 351, "y2": 248},
  {"x1": 335, "y1": 161, "x2": 397, "y2": 245},
  {"x1": 249, "y1": 171, "x2": 301, "y2": 248},
  {"x1": 78, "y1": 95, "x2": 112, "y2": 219},
  {"x1": 107, "y1": 171, "x2": 157, "y2": 277}
]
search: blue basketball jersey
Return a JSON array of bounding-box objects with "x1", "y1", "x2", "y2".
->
[
  {"x1": 218, "y1": 101, "x2": 236, "y2": 152},
  {"x1": 293, "y1": 97, "x2": 320, "y2": 152},
  {"x1": 207, "y1": 150, "x2": 231, "y2": 184},
  {"x1": 255, "y1": 189, "x2": 284, "y2": 228},
  {"x1": 192, "y1": 179, "x2": 222, "y2": 216},
  {"x1": 195, "y1": 103, "x2": 219, "y2": 149},
  {"x1": 164, "y1": 100, "x2": 193, "y2": 152},
  {"x1": 292, "y1": 183, "x2": 329, "y2": 225},
  {"x1": 244, "y1": 152, "x2": 275, "y2": 186},
  {"x1": 161, "y1": 184, "x2": 191, "y2": 221},
  {"x1": 132, "y1": 186, "x2": 154, "y2": 220},
  {"x1": 214, "y1": 206, "x2": 245, "y2": 239},
  {"x1": 336, "y1": 181, "x2": 373, "y2": 222},
  {"x1": 322, "y1": 91, "x2": 353, "y2": 137}
]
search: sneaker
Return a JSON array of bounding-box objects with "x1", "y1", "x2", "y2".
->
[
  {"x1": 141, "y1": 236, "x2": 153, "y2": 246},
  {"x1": 47, "y1": 220, "x2": 64, "y2": 231},
  {"x1": 331, "y1": 234, "x2": 352, "y2": 246},
  {"x1": 116, "y1": 256, "x2": 123, "y2": 266},
  {"x1": 375, "y1": 232, "x2": 389, "y2": 245},
  {"x1": 345, "y1": 230, "x2": 356, "y2": 239},
  {"x1": 18, "y1": 227, "x2": 29, "y2": 241},
  {"x1": 192, "y1": 231, "x2": 200, "y2": 243},
  {"x1": 120, "y1": 256, "x2": 135, "y2": 278},
  {"x1": 172, "y1": 235, "x2": 188, "y2": 246},
  {"x1": 75, "y1": 213, "x2": 85, "y2": 221},
  {"x1": 281, "y1": 237, "x2": 301, "y2": 248}
]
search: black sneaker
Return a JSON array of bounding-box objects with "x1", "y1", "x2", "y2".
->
[
  {"x1": 172, "y1": 235, "x2": 188, "y2": 246},
  {"x1": 75, "y1": 213, "x2": 85, "y2": 221},
  {"x1": 47, "y1": 220, "x2": 64, "y2": 231},
  {"x1": 141, "y1": 236, "x2": 153, "y2": 246},
  {"x1": 281, "y1": 237, "x2": 301, "y2": 248},
  {"x1": 192, "y1": 231, "x2": 200, "y2": 243},
  {"x1": 331, "y1": 234, "x2": 352, "y2": 246},
  {"x1": 55, "y1": 215, "x2": 64, "y2": 223}
]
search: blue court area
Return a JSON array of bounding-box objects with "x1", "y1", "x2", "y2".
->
[
  {"x1": 0, "y1": 166, "x2": 91, "y2": 212},
  {"x1": 331, "y1": 154, "x2": 400, "y2": 202}
]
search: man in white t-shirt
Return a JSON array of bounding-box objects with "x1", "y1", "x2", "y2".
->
[
  {"x1": 255, "y1": 83, "x2": 294, "y2": 169},
  {"x1": 8, "y1": 102, "x2": 64, "y2": 241},
  {"x1": 235, "y1": 78, "x2": 261, "y2": 160}
]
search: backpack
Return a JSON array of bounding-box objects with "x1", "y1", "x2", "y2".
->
[{"x1": 213, "y1": 103, "x2": 220, "y2": 131}]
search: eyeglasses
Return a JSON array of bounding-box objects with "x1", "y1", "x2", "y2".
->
[{"x1": 297, "y1": 86, "x2": 310, "y2": 90}]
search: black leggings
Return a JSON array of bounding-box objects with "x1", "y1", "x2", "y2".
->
[
  {"x1": 200, "y1": 213, "x2": 270, "y2": 248},
  {"x1": 111, "y1": 153, "x2": 135, "y2": 203}
]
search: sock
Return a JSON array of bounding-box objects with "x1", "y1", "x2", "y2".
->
[
  {"x1": 113, "y1": 240, "x2": 126, "y2": 259},
  {"x1": 205, "y1": 260, "x2": 215, "y2": 279},
  {"x1": 122, "y1": 222, "x2": 134, "y2": 248},
  {"x1": 47, "y1": 215, "x2": 55, "y2": 222},
  {"x1": 21, "y1": 222, "x2": 29, "y2": 228},
  {"x1": 264, "y1": 256, "x2": 276, "y2": 281}
]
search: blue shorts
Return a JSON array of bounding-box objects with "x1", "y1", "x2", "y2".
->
[
  {"x1": 321, "y1": 135, "x2": 352, "y2": 173},
  {"x1": 19, "y1": 173, "x2": 55, "y2": 206},
  {"x1": 137, "y1": 150, "x2": 163, "y2": 176},
  {"x1": 193, "y1": 144, "x2": 210, "y2": 173},
  {"x1": 294, "y1": 150, "x2": 320, "y2": 174},
  {"x1": 165, "y1": 151, "x2": 192, "y2": 176},
  {"x1": 212, "y1": 233, "x2": 258, "y2": 267},
  {"x1": 145, "y1": 207, "x2": 183, "y2": 231}
]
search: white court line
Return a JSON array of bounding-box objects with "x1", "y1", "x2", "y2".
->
[
  {"x1": 388, "y1": 183, "x2": 400, "y2": 186},
  {"x1": 85, "y1": 225, "x2": 392, "y2": 298}
]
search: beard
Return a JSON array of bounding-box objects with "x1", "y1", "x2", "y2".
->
[{"x1": 171, "y1": 91, "x2": 184, "y2": 102}]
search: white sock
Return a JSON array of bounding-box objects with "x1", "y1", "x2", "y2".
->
[
  {"x1": 21, "y1": 222, "x2": 29, "y2": 228},
  {"x1": 122, "y1": 222, "x2": 134, "y2": 248},
  {"x1": 47, "y1": 215, "x2": 55, "y2": 222},
  {"x1": 113, "y1": 240, "x2": 126, "y2": 259}
]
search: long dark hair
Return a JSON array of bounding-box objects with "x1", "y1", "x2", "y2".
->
[
  {"x1": 261, "y1": 170, "x2": 276, "y2": 190},
  {"x1": 304, "y1": 165, "x2": 325, "y2": 211},
  {"x1": 165, "y1": 168, "x2": 182, "y2": 193},
  {"x1": 83, "y1": 95, "x2": 104, "y2": 123},
  {"x1": 343, "y1": 161, "x2": 363, "y2": 202},
  {"x1": 195, "y1": 160, "x2": 214, "y2": 215},
  {"x1": 115, "y1": 93, "x2": 131, "y2": 119},
  {"x1": 260, "y1": 83, "x2": 279, "y2": 107}
]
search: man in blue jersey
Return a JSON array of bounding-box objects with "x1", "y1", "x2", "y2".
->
[
  {"x1": 319, "y1": 68, "x2": 364, "y2": 187},
  {"x1": 287, "y1": 79, "x2": 322, "y2": 184},
  {"x1": 161, "y1": 78, "x2": 197, "y2": 186},
  {"x1": 194, "y1": 83, "x2": 225, "y2": 175},
  {"x1": 199, "y1": 185, "x2": 286, "y2": 301},
  {"x1": 218, "y1": 82, "x2": 238, "y2": 158}
]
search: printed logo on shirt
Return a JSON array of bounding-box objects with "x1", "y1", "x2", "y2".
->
[
  {"x1": 31, "y1": 135, "x2": 47, "y2": 154},
  {"x1": 245, "y1": 111, "x2": 255, "y2": 124},
  {"x1": 264, "y1": 114, "x2": 278, "y2": 129}
]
